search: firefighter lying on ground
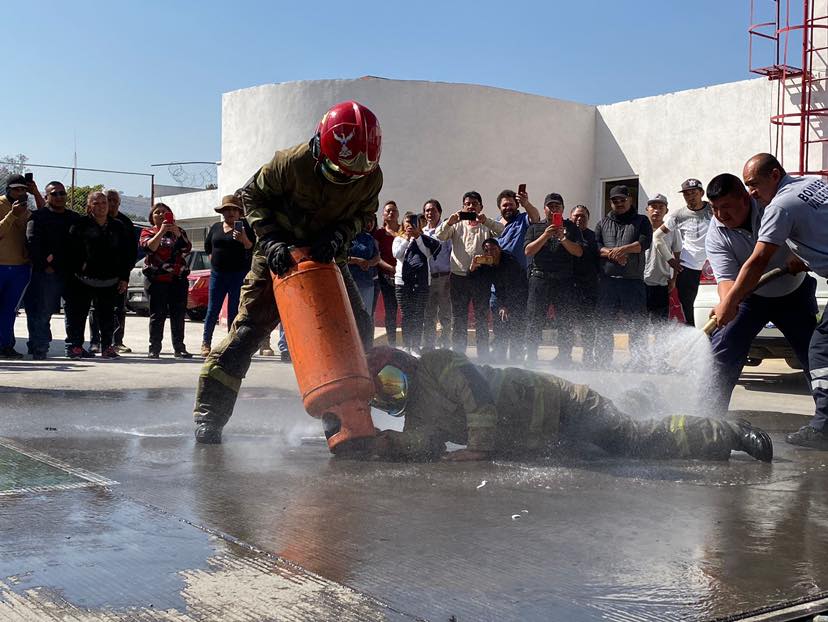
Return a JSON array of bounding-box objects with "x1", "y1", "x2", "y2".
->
[{"x1": 360, "y1": 347, "x2": 773, "y2": 463}]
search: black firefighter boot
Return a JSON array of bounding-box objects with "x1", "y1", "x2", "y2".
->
[
  {"x1": 733, "y1": 419, "x2": 773, "y2": 463},
  {"x1": 193, "y1": 374, "x2": 239, "y2": 445}
]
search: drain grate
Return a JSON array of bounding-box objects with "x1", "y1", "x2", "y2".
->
[{"x1": 0, "y1": 438, "x2": 117, "y2": 496}]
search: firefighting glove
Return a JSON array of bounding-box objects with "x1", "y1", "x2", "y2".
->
[
  {"x1": 309, "y1": 227, "x2": 346, "y2": 264},
  {"x1": 261, "y1": 237, "x2": 294, "y2": 276}
]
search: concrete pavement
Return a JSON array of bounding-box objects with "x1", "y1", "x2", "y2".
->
[{"x1": 1, "y1": 312, "x2": 827, "y2": 621}]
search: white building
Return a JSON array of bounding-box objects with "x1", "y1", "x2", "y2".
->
[{"x1": 165, "y1": 75, "x2": 809, "y2": 244}]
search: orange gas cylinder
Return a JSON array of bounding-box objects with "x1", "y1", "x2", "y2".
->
[{"x1": 272, "y1": 248, "x2": 375, "y2": 452}]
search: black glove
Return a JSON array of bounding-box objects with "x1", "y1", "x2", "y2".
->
[
  {"x1": 261, "y1": 237, "x2": 294, "y2": 276},
  {"x1": 310, "y1": 228, "x2": 345, "y2": 264}
]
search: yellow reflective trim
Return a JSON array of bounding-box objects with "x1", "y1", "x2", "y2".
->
[
  {"x1": 669, "y1": 415, "x2": 691, "y2": 456},
  {"x1": 201, "y1": 363, "x2": 242, "y2": 393}
]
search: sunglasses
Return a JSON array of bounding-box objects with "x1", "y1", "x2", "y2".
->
[{"x1": 49, "y1": 191, "x2": 67, "y2": 197}]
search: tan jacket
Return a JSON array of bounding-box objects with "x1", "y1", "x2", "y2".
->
[
  {"x1": 434, "y1": 217, "x2": 505, "y2": 276},
  {"x1": 0, "y1": 195, "x2": 30, "y2": 265}
]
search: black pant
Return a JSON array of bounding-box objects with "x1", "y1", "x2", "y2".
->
[
  {"x1": 90, "y1": 290, "x2": 127, "y2": 346},
  {"x1": 645, "y1": 284, "x2": 669, "y2": 324},
  {"x1": 559, "y1": 275, "x2": 598, "y2": 364},
  {"x1": 64, "y1": 278, "x2": 119, "y2": 350},
  {"x1": 147, "y1": 277, "x2": 189, "y2": 354},
  {"x1": 525, "y1": 274, "x2": 574, "y2": 360},
  {"x1": 676, "y1": 268, "x2": 701, "y2": 326},
  {"x1": 377, "y1": 274, "x2": 398, "y2": 346},
  {"x1": 491, "y1": 289, "x2": 527, "y2": 362},
  {"x1": 450, "y1": 273, "x2": 491, "y2": 356},
  {"x1": 595, "y1": 277, "x2": 647, "y2": 364},
  {"x1": 395, "y1": 284, "x2": 428, "y2": 349}
]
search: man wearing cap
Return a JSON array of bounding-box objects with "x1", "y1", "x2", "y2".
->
[
  {"x1": 523, "y1": 192, "x2": 584, "y2": 365},
  {"x1": 435, "y1": 191, "x2": 505, "y2": 359},
  {"x1": 705, "y1": 172, "x2": 815, "y2": 416},
  {"x1": 201, "y1": 195, "x2": 255, "y2": 357},
  {"x1": 24, "y1": 181, "x2": 81, "y2": 359},
  {"x1": 363, "y1": 346, "x2": 774, "y2": 464},
  {"x1": 654, "y1": 178, "x2": 713, "y2": 326},
  {"x1": 644, "y1": 194, "x2": 681, "y2": 323},
  {"x1": 594, "y1": 185, "x2": 653, "y2": 366},
  {"x1": 0, "y1": 174, "x2": 38, "y2": 359}
]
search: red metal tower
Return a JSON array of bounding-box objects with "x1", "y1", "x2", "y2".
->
[{"x1": 749, "y1": 0, "x2": 828, "y2": 175}]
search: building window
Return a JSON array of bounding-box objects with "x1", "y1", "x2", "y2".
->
[{"x1": 601, "y1": 178, "x2": 639, "y2": 216}]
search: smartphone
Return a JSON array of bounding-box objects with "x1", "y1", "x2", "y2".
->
[
  {"x1": 477, "y1": 255, "x2": 494, "y2": 265},
  {"x1": 24, "y1": 172, "x2": 33, "y2": 183},
  {"x1": 459, "y1": 211, "x2": 477, "y2": 221},
  {"x1": 518, "y1": 184, "x2": 526, "y2": 194},
  {"x1": 552, "y1": 212, "x2": 563, "y2": 227},
  {"x1": 163, "y1": 212, "x2": 175, "y2": 224},
  {"x1": 233, "y1": 220, "x2": 244, "y2": 232}
]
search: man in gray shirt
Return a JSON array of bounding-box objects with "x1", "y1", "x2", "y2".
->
[
  {"x1": 705, "y1": 173, "x2": 816, "y2": 415},
  {"x1": 713, "y1": 153, "x2": 828, "y2": 449}
]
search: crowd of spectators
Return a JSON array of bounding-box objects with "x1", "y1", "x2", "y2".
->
[
  {"x1": 363, "y1": 180, "x2": 714, "y2": 368},
  {"x1": 1, "y1": 172, "x2": 715, "y2": 368}
]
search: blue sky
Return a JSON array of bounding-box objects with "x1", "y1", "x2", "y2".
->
[{"x1": 8, "y1": 1, "x2": 760, "y2": 194}]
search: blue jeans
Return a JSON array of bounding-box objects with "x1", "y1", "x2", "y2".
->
[
  {"x1": 24, "y1": 270, "x2": 68, "y2": 355},
  {"x1": 357, "y1": 282, "x2": 375, "y2": 316},
  {"x1": 0, "y1": 264, "x2": 31, "y2": 348},
  {"x1": 710, "y1": 276, "x2": 817, "y2": 415},
  {"x1": 202, "y1": 269, "x2": 246, "y2": 346}
]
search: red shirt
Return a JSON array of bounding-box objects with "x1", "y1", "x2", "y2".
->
[
  {"x1": 140, "y1": 226, "x2": 193, "y2": 282},
  {"x1": 373, "y1": 228, "x2": 397, "y2": 268}
]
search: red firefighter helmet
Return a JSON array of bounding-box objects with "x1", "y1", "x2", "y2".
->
[{"x1": 315, "y1": 100, "x2": 381, "y2": 184}]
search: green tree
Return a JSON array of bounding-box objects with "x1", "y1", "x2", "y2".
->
[
  {"x1": 0, "y1": 154, "x2": 29, "y2": 193},
  {"x1": 68, "y1": 184, "x2": 104, "y2": 215}
]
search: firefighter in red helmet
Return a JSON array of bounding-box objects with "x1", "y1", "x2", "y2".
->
[{"x1": 193, "y1": 101, "x2": 383, "y2": 444}]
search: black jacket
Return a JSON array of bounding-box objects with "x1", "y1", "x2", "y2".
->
[
  {"x1": 401, "y1": 234, "x2": 441, "y2": 289},
  {"x1": 478, "y1": 250, "x2": 528, "y2": 309},
  {"x1": 67, "y1": 216, "x2": 134, "y2": 283},
  {"x1": 26, "y1": 207, "x2": 81, "y2": 274},
  {"x1": 595, "y1": 210, "x2": 653, "y2": 280}
]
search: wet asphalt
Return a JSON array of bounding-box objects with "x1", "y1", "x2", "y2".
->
[{"x1": 1, "y1": 369, "x2": 827, "y2": 621}]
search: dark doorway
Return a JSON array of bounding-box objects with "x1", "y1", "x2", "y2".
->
[{"x1": 601, "y1": 178, "x2": 639, "y2": 216}]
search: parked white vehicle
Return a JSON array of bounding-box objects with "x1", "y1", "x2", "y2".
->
[{"x1": 693, "y1": 260, "x2": 828, "y2": 368}]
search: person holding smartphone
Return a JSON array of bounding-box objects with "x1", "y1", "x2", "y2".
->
[
  {"x1": 140, "y1": 203, "x2": 193, "y2": 359},
  {"x1": 523, "y1": 193, "x2": 585, "y2": 366},
  {"x1": 392, "y1": 212, "x2": 440, "y2": 353},
  {"x1": 0, "y1": 174, "x2": 33, "y2": 359},
  {"x1": 434, "y1": 191, "x2": 505, "y2": 359},
  {"x1": 201, "y1": 195, "x2": 255, "y2": 357}
]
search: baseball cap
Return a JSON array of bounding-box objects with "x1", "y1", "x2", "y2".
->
[
  {"x1": 647, "y1": 193, "x2": 669, "y2": 205},
  {"x1": 544, "y1": 192, "x2": 564, "y2": 206},
  {"x1": 609, "y1": 185, "x2": 629, "y2": 199},
  {"x1": 5, "y1": 174, "x2": 27, "y2": 189},
  {"x1": 680, "y1": 178, "x2": 703, "y2": 192}
]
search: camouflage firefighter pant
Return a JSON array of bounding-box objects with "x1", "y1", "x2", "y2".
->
[
  {"x1": 193, "y1": 253, "x2": 373, "y2": 427},
  {"x1": 562, "y1": 389, "x2": 739, "y2": 460}
]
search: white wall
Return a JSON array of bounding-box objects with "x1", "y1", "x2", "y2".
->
[
  {"x1": 157, "y1": 188, "x2": 220, "y2": 222},
  {"x1": 218, "y1": 76, "x2": 817, "y2": 224},
  {"x1": 595, "y1": 78, "x2": 806, "y2": 213},
  {"x1": 221, "y1": 78, "x2": 596, "y2": 218}
]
